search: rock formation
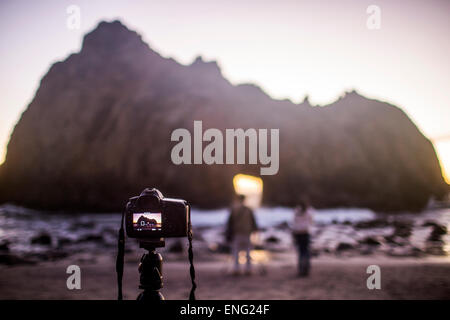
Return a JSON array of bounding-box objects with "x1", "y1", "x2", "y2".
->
[{"x1": 0, "y1": 20, "x2": 447, "y2": 211}]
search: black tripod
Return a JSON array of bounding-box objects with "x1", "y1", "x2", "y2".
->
[{"x1": 137, "y1": 238, "x2": 166, "y2": 301}]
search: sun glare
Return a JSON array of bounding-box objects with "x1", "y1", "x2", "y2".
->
[
  {"x1": 434, "y1": 140, "x2": 450, "y2": 184},
  {"x1": 233, "y1": 174, "x2": 263, "y2": 194},
  {"x1": 233, "y1": 174, "x2": 263, "y2": 208}
]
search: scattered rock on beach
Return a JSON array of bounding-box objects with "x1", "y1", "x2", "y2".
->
[
  {"x1": 69, "y1": 221, "x2": 96, "y2": 231},
  {"x1": 275, "y1": 221, "x2": 290, "y2": 230},
  {"x1": 57, "y1": 237, "x2": 74, "y2": 246},
  {"x1": 425, "y1": 222, "x2": 447, "y2": 242},
  {"x1": 209, "y1": 243, "x2": 231, "y2": 254},
  {"x1": 336, "y1": 242, "x2": 354, "y2": 251},
  {"x1": 192, "y1": 230, "x2": 205, "y2": 241},
  {"x1": 425, "y1": 242, "x2": 446, "y2": 256},
  {"x1": 358, "y1": 237, "x2": 381, "y2": 246},
  {"x1": 311, "y1": 248, "x2": 320, "y2": 257},
  {"x1": 254, "y1": 244, "x2": 265, "y2": 250},
  {"x1": 358, "y1": 245, "x2": 375, "y2": 255},
  {"x1": 168, "y1": 240, "x2": 183, "y2": 253},
  {"x1": 422, "y1": 220, "x2": 443, "y2": 228},
  {"x1": 76, "y1": 234, "x2": 103, "y2": 243},
  {"x1": 0, "y1": 253, "x2": 35, "y2": 266},
  {"x1": 29, "y1": 250, "x2": 69, "y2": 261},
  {"x1": 265, "y1": 236, "x2": 281, "y2": 244},
  {"x1": 383, "y1": 235, "x2": 407, "y2": 245},
  {"x1": 354, "y1": 218, "x2": 389, "y2": 229},
  {"x1": 0, "y1": 240, "x2": 10, "y2": 252},
  {"x1": 100, "y1": 227, "x2": 117, "y2": 236},
  {"x1": 387, "y1": 246, "x2": 422, "y2": 257},
  {"x1": 392, "y1": 220, "x2": 413, "y2": 238},
  {"x1": 30, "y1": 232, "x2": 52, "y2": 246}
]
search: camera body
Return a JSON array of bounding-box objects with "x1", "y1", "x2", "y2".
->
[{"x1": 125, "y1": 188, "x2": 189, "y2": 239}]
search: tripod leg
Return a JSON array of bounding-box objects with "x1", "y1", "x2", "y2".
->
[
  {"x1": 137, "y1": 249, "x2": 165, "y2": 301},
  {"x1": 137, "y1": 290, "x2": 164, "y2": 301}
]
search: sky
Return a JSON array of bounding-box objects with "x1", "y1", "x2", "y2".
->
[{"x1": 0, "y1": 0, "x2": 449, "y2": 182}]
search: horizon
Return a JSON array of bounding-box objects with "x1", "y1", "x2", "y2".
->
[{"x1": 0, "y1": 0, "x2": 449, "y2": 183}]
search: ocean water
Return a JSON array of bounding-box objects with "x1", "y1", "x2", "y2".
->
[{"x1": 191, "y1": 207, "x2": 376, "y2": 228}]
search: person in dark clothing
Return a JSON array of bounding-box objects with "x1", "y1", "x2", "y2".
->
[
  {"x1": 226, "y1": 194, "x2": 258, "y2": 275},
  {"x1": 292, "y1": 198, "x2": 314, "y2": 277}
]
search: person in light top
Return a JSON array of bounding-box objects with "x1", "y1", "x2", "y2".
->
[{"x1": 292, "y1": 197, "x2": 314, "y2": 277}]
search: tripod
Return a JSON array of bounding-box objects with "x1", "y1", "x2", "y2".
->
[{"x1": 137, "y1": 238, "x2": 165, "y2": 301}]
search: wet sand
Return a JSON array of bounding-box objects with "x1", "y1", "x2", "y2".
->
[{"x1": 1, "y1": 252, "x2": 449, "y2": 300}]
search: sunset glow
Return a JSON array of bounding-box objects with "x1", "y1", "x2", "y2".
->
[
  {"x1": 233, "y1": 174, "x2": 263, "y2": 208},
  {"x1": 435, "y1": 141, "x2": 450, "y2": 184}
]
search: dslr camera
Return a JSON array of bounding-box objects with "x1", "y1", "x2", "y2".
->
[
  {"x1": 116, "y1": 188, "x2": 196, "y2": 301},
  {"x1": 125, "y1": 188, "x2": 189, "y2": 240}
]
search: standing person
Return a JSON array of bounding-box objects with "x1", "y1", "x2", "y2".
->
[
  {"x1": 225, "y1": 194, "x2": 258, "y2": 275},
  {"x1": 292, "y1": 198, "x2": 314, "y2": 277}
]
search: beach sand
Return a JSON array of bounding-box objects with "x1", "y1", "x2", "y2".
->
[{"x1": 1, "y1": 251, "x2": 449, "y2": 300}]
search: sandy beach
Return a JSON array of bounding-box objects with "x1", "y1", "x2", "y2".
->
[
  {"x1": 1, "y1": 206, "x2": 450, "y2": 300},
  {"x1": 1, "y1": 250, "x2": 449, "y2": 300}
]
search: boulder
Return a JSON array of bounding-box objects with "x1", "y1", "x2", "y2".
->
[
  {"x1": 30, "y1": 232, "x2": 52, "y2": 246},
  {"x1": 358, "y1": 237, "x2": 381, "y2": 246},
  {"x1": 265, "y1": 236, "x2": 281, "y2": 244},
  {"x1": 76, "y1": 234, "x2": 103, "y2": 243},
  {"x1": 0, "y1": 240, "x2": 10, "y2": 252},
  {"x1": 168, "y1": 240, "x2": 184, "y2": 253},
  {"x1": 392, "y1": 220, "x2": 413, "y2": 238},
  {"x1": 0, "y1": 253, "x2": 35, "y2": 265},
  {"x1": 424, "y1": 221, "x2": 447, "y2": 241},
  {"x1": 354, "y1": 219, "x2": 389, "y2": 229},
  {"x1": 336, "y1": 242, "x2": 354, "y2": 251}
]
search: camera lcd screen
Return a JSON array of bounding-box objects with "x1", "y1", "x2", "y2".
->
[{"x1": 132, "y1": 212, "x2": 162, "y2": 232}]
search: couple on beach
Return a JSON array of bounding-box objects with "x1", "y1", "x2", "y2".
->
[{"x1": 225, "y1": 195, "x2": 314, "y2": 277}]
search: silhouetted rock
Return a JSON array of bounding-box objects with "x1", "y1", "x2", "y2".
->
[
  {"x1": 0, "y1": 240, "x2": 10, "y2": 252},
  {"x1": 57, "y1": 237, "x2": 74, "y2": 247},
  {"x1": 210, "y1": 243, "x2": 231, "y2": 254},
  {"x1": 426, "y1": 222, "x2": 447, "y2": 241},
  {"x1": 265, "y1": 236, "x2": 281, "y2": 243},
  {"x1": 69, "y1": 221, "x2": 96, "y2": 231},
  {"x1": 423, "y1": 220, "x2": 439, "y2": 227},
  {"x1": 387, "y1": 246, "x2": 422, "y2": 257},
  {"x1": 425, "y1": 243, "x2": 446, "y2": 255},
  {"x1": 336, "y1": 243, "x2": 354, "y2": 251},
  {"x1": 0, "y1": 253, "x2": 35, "y2": 265},
  {"x1": 354, "y1": 219, "x2": 389, "y2": 229},
  {"x1": 191, "y1": 229, "x2": 205, "y2": 242},
  {"x1": 392, "y1": 220, "x2": 413, "y2": 238},
  {"x1": 359, "y1": 246, "x2": 375, "y2": 255},
  {"x1": 30, "y1": 232, "x2": 52, "y2": 245},
  {"x1": 29, "y1": 250, "x2": 69, "y2": 261},
  {"x1": 168, "y1": 240, "x2": 183, "y2": 253},
  {"x1": 0, "y1": 20, "x2": 447, "y2": 212},
  {"x1": 384, "y1": 235, "x2": 399, "y2": 244},
  {"x1": 76, "y1": 234, "x2": 103, "y2": 243},
  {"x1": 274, "y1": 221, "x2": 290, "y2": 230},
  {"x1": 253, "y1": 244, "x2": 265, "y2": 250},
  {"x1": 358, "y1": 237, "x2": 381, "y2": 246}
]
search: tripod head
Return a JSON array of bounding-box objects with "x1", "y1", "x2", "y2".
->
[{"x1": 139, "y1": 238, "x2": 165, "y2": 250}]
